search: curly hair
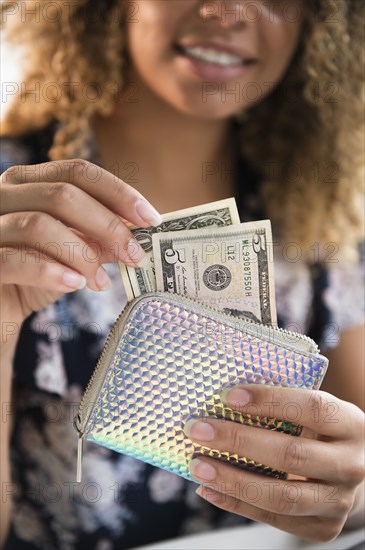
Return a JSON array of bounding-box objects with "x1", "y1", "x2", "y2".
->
[{"x1": 1, "y1": 0, "x2": 364, "y2": 261}]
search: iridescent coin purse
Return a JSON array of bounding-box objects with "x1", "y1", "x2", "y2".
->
[{"x1": 73, "y1": 292, "x2": 328, "y2": 482}]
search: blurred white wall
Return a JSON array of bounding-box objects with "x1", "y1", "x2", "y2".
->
[{"x1": 1, "y1": 38, "x2": 24, "y2": 120}]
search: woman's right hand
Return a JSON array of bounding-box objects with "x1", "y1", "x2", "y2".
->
[{"x1": 0, "y1": 158, "x2": 162, "y2": 358}]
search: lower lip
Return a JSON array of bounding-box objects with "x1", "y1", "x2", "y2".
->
[{"x1": 177, "y1": 52, "x2": 255, "y2": 82}]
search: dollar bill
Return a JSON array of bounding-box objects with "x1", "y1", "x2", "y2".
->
[
  {"x1": 119, "y1": 198, "x2": 240, "y2": 300},
  {"x1": 152, "y1": 221, "x2": 277, "y2": 325}
]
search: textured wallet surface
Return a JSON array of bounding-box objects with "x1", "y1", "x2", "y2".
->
[{"x1": 74, "y1": 292, "x2": 328, "y2": 482}]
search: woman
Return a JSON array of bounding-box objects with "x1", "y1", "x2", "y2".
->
[{"x1": 1, "y1": 1, "x2": 364, "y2": 548}]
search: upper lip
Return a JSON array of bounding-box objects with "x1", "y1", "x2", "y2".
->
[{"x1": 176, "y1": 40, "x2": 257, "y2": 62}]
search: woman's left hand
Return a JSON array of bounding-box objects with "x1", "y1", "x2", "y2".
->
[{"x1": 183, "y1": 385, "x2": 365, "y2": 543}]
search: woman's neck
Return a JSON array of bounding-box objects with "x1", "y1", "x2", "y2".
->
[{"x1": 92, "y1": 69, "x2": 236, "y2": 213}]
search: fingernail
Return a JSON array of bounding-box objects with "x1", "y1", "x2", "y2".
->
[
  {"x1": 95, "y1": 266, "x2": 111, "y2": 291},
  {"x1": 189, "y1": 459, "x2": 216, "y2": 481},
  {"x1": 221, "y1": 387, "x2": 250, "y2": 406},
  {"x1": 63, "y1": 271, "x2": 87, "y2": 290},
  {"x1": 135, "y1": 198, "x2": 162, "y2": 227},
  {"x1": 124, "y1": 238, "x2": 146, "y2": 266},
  {"x1": 184, "y1": 420, "x2": 215, "y2": 441}
]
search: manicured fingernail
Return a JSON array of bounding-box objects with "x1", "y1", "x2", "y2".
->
[
  {"x1": 124, "y1": 239, "x2": 146, "y2": 266},
  {"x1": 184, "y1": 420, "x2": 215, "y2": 441},
  {"x1": 63, "y1": 271, "x2": 87, "y2": 290},
  {"x1": 95, "y1": 266, "x2": 111, "y2": 291},
  {"x1": 221, "y1": 387, "x2": 250, "y2": 406},
  {"x1": 135, "y1": 198, "x2": 162, "y2": 227},
  {"x1": 189, "y1": 459, "x2": 216, "y2": 481}
]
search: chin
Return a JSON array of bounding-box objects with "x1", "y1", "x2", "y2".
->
[{"x1": 168, "y1": 91, "x2": 248, "y2": 121}]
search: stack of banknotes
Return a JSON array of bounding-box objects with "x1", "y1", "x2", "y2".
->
[{"x1": 119, "y1": 198, "x2": 277, "y2": 326}]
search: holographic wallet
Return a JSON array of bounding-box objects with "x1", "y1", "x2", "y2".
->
[{"x1": 73, "y1": 292, "x2": 328, "y2": 483}]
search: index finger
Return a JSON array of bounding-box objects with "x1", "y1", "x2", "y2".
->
[
  {"x1": 221, "y1": 384, "x2": 362, "y2": 439},
  {"x1": 1, "y1": 159, "x2": 162, "y2": 228}
]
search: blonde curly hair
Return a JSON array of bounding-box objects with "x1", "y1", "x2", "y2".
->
[{"x1": 1, "y1": 0, "x2": 364, "y2": 261}]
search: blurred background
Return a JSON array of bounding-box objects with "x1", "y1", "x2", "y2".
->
[{"x1": 1, "y1": 38, "x2": 23, "y2": 119}]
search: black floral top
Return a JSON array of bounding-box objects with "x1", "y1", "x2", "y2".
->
[{"x1": 1, "y1": 125, "x2": 364, "y2": 550}]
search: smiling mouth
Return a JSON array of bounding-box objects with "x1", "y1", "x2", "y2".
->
[{"x1": 174, "y1": 44, "x2": 256, "y2": 67}]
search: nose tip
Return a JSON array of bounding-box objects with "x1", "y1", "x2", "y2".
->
[{"x1": 199, "y1": 1, "x2": 247, "y2": 28}]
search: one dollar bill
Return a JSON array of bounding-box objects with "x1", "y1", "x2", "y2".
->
[
  {"x1": 152, "y1": 220, "x2": 277, "y2": 325},
  {"x1": 119, "y1": 198, "x2": 240, "y2": 301}
]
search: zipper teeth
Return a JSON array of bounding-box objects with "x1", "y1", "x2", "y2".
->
[
  {"x1": 175, "y1": 293, "x2": 318, "y2": 349},
  {"x1": 75, "y1": 299, "x2": 134, "y2": 434},
  {"x1": 75, "y1": 292, "x2": 319, "y2": 435}
]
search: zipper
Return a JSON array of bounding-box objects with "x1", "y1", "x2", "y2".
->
[
  {"x1": 73, "y1": 291, "x2": 320, "y2": 481},
  {"x1": 73, "y1": 296, "x2": 137, "y2": 482}
]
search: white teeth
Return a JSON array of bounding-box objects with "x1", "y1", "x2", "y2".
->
[{"x1": 183, "y1": 46, "x2": 243, "y2": 66}]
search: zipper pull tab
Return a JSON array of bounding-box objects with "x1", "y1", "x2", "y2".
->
[
  {"x1": 77, "y1": 435, "x2": 83, "y2": 483},
  {"x1": 74, "y1": 414, "x2": 84, "y2": 482}
]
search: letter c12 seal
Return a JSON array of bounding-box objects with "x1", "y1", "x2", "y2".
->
[{"x1": 203, "y1": 264, "x2": 232, "y2": 291}]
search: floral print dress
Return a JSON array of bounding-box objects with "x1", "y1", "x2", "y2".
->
[{"x1": 1, "y1": 125, "x2": 364, "y2": 550}]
